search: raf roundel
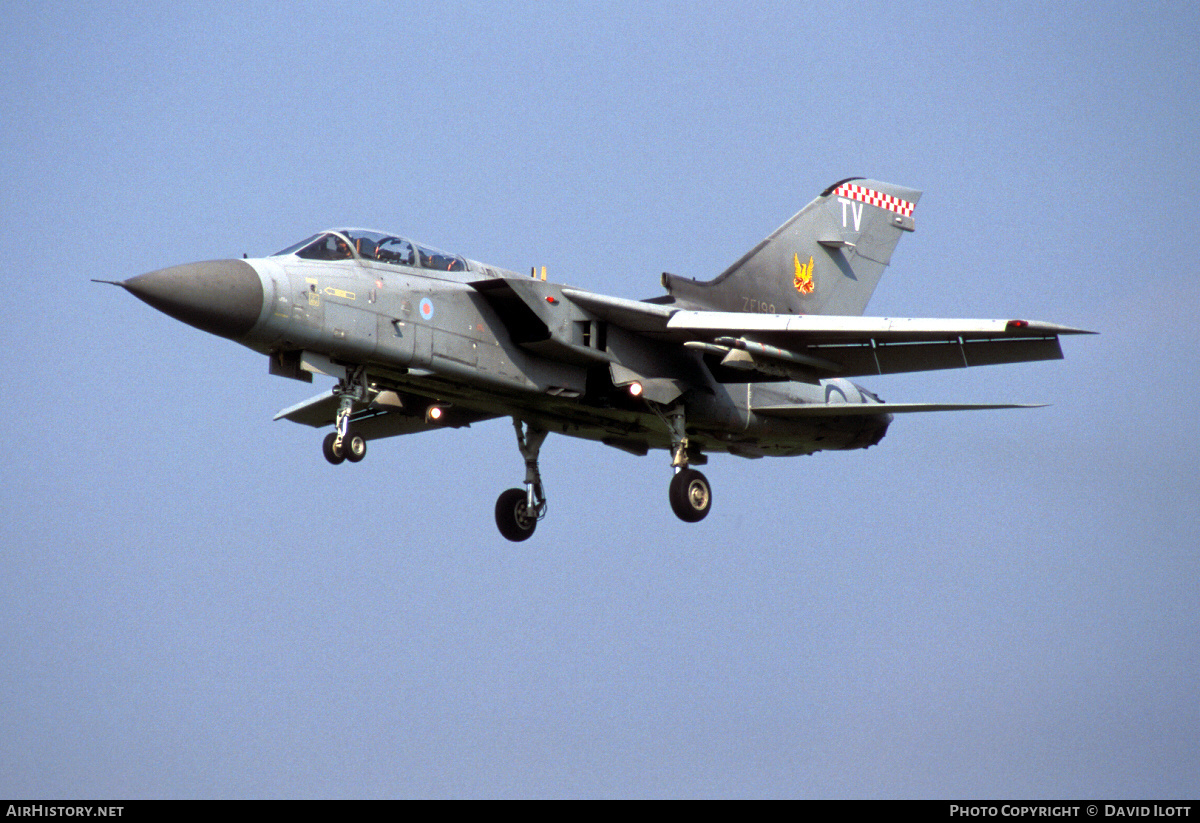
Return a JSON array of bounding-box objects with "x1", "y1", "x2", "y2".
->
[{"x1": 419, "y1": 297, "x2": 434, "y2": 321}]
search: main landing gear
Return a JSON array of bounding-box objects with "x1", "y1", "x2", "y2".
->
[
  {"x1": 660, "y1": 402, "x2": 711, "y2": 523},
  {"x1": 322, "y1": 367, "x2": 368, "y2": 466},
  {"x1": 495, "y1": 419, "x2": 548, "y2": 542},
  {"x1": 491, "y1": 405, "x2": 712, "y2": 541},
  {"x1": 669, "y1": 468, "x2": 711, "y2": 522}
]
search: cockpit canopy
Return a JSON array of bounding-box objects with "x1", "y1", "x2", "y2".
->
[{"x1": 273, "y1": 229, "x2": 467, "y2": 272}]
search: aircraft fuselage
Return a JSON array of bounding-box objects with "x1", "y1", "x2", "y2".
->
[
  {"x1": 122, "y1": 234, "x2": 891, "y2": 461},
  {"x1": 111, "y1": 180, "x2": 1082, "y2": 539}
]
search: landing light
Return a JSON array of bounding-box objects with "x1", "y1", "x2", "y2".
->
[
  {"x1": 628, "y1": 382, "x2": 643, "y2": 398},
  {"x1": 426, "y1": 405, "x2": 444, "y2": 423}
]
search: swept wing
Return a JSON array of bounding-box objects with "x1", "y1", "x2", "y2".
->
[{"x1": 563, "y1": 288, "x2": 1092, "y2": 380}]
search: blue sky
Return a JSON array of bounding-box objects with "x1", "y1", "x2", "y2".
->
[{"x1": 2, "y1": 0, "x2": 1197, "y2": 798}]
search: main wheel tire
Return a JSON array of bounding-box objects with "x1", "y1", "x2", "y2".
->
[
  {"x1": 344, "y1": 432, "x2": 367, "y2": 463},
  {"x1": 669, "y1": 468, "x2": 712, "y2": 523},
  {"x1": 495, "y1": 487, "x2": 538, "y2": 542},
  {"x1": 322, "y1": 432, "x2": 345, "y2": 465}
]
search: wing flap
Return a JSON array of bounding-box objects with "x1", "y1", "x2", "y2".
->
[
  {"x1": 668, "y1": 312, "x2": 1091, "y2": 377},
  {"x1": 668, "y1": 312, "x2": 1092, "y2": 338},
  {"x1": 807, "y1": 334, "x2": 1066, "y2": 376}
]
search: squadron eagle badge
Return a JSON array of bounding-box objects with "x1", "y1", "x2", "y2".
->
[{"x1": 793, "y1": 254, "x2": 815, "y2": 294}]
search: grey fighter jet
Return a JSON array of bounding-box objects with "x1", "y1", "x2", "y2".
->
[{"x1": 103, "y1": 178, "x2": 1090, "y2": 540}]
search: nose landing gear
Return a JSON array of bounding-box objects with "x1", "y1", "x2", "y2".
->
[{"x1": 321, "y1": 367, "x2": 369, "y2": 465}]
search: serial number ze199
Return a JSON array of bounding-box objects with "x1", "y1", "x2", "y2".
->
[{"x1": 742, "y1": 297, "x2": 776, "y2": 313}]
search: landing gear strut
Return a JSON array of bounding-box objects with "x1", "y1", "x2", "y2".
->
[
  {"x1": 495, "y1": 419, "x2": 548, "y2": 541},
  {"x1": 322, "y1": 367, "x2": 369, "y2": 465},
  {"x1": 658, "y1": 402, "x2": 712, "y2": 523}
]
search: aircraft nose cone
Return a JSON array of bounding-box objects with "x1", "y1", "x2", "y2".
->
[{"x1": 122, "y1": 259, "x2": 264, "y2": 340}]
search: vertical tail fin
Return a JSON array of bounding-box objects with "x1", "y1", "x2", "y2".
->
[{"x1": 660, "y1": 178, "x2": 921, "y2": 316}]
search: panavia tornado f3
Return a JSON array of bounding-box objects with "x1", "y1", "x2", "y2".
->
[{"x1": 103, "y1": 178, "x2": 1091, "y2": 541}]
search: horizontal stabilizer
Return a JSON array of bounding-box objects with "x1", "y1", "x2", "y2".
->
[{"x1": 753, "y1": 402, "x2": 1046, "y2": 417}]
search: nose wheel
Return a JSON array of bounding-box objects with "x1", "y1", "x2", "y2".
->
[
  {"x1": 323, "y1": 430, "x2": 366, "y2": 464},
  {"x1": 322, "y1": 432, "x2": 345, "y2": 464}
]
